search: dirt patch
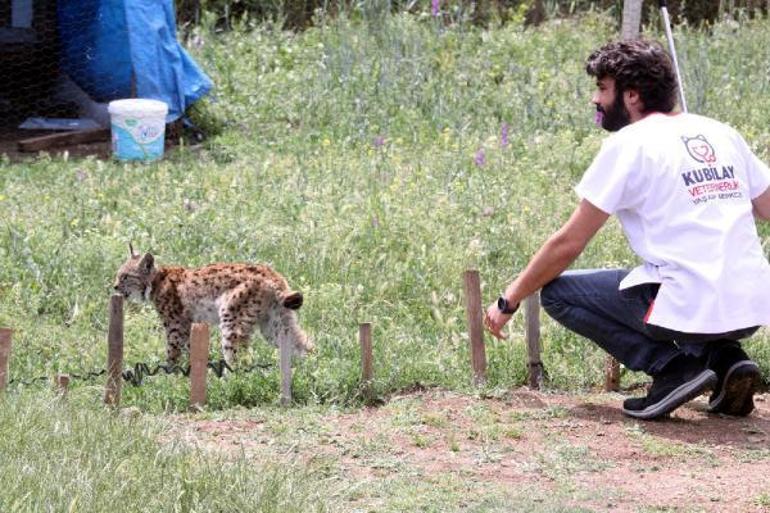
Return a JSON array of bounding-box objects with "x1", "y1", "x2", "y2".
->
[{"x1": 168, "y1": 388, "x2": 770, "y2": 512}]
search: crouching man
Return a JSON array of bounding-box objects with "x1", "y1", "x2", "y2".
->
[{"x1": 485, "y1": 39, "x2": 770, "y2": 420}]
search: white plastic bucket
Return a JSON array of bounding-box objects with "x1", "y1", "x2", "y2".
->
[{"x1": 108, "y1": 99, "x2": 168, "y2": 161}]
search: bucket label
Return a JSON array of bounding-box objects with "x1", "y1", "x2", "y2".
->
[
  {"x1": 122, "y1": 117, "x2": 163, "y2": 144},
  {"x1": 111, "y1": 120, "x2": 165, "y2": 161}
]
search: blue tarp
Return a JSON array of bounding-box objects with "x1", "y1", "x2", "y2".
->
[{"x1": 57, "y1": 0, "x2": 212, "y2": 122}]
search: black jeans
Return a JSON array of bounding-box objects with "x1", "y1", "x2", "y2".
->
[{"x1": 540, "y1": 269, "x2": 759, "y2": 376}]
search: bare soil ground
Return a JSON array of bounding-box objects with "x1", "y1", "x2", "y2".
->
[{"x1": 168, "y1": 387, "x2": 770, "y2": 512}]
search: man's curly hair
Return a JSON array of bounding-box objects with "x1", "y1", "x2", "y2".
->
[{"x1": 586, "y1": 39, "x2": 678, "y2": 114}]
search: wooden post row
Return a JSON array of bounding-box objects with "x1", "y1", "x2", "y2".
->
[
  {"x1": 360, "y1": 323, "x2": 373, "y2": 401},
  {"x1": 189, "y1": 323, "x2": 209, "y2": 409},
  {"x1": 0, "y1": 328, "x2": 12, "y2": 392},
  {"x1": 104, "y1": 294, "x2": 124, "y2": 406},
  {"x1": 463, "y1": 270, "x2": 547, "y2": 390},
  {"x1": 463, "y1": 270, "x2": 487, "y2": 385}
]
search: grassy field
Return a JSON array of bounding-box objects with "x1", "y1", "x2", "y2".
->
[{"x1": 1, "y1": 8, "x2": 769, "y2": 511}]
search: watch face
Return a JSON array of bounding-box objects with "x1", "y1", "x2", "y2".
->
[{"x1": 498, "y1": 296, "x2": 516, "y2": 314}]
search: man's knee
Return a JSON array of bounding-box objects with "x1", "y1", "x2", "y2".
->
[{"x1": 540, "y1": 278, "x2": 567, "y2": 319}]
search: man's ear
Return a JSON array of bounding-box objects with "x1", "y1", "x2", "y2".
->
[
  {"x1": 624, "y1": 88, "x2": 642, "y2": 108},
  {"x1": 623, "y1": 88, "x2": 645, "y2": 120}
]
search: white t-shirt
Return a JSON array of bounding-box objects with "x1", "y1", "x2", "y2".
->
[{"x1": 576, "y1": 112, "x2": 770, "y2": 333}]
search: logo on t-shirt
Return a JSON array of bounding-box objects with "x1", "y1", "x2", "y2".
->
[
  {"x1": 682, "y1": 135, "x2": 716, "y2": 164},
  {"x1": 680, "y1": 134, "x2": 742, "y2": 204}
]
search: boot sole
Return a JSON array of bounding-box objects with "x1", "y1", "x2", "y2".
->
[
  {"x1": 707, "y1": 361, "x2": 761, "y2": 416},
  {"x1": 622, "y1": 370, "x2": 717, "y2": 420}
]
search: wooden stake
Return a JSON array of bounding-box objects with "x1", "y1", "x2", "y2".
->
[
  {"x1": 360, "y1": 323, "x2": 373, "y2": 400},
  {"x1": 463, "y1": 270, "x2": 487, "y2": 385},
  {"x1": 280, "y1": 335, "x2": 292, "y2": 406},
  {"x1": 104, "y1": 295, "x2": 124, "y2": 406},
  {"x1": 189, "y1": 323, "x2": 209, "y2": 409},
  {"x1": 0, "y1": 328, "x2": 12, "y2": 392},
  {"x1": 525, "y1": 293, "x2": 544, "y2": 389},
  {"x1": 17, "y1": 128, "x2": 110, "y2": 153},
  {"x1": 55, "y1": 374, "x2": 70, "y2": 397},
  {"x1": 605, "y1": 356, "x2": 621, "y2": 392}
]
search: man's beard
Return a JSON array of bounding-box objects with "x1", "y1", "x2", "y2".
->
[{"x1": 598, "y1": 91, "x2": 631, "y2": 132}]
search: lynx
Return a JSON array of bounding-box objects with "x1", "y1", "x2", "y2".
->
[{"x1": 113, "y1": 245, "x2": 313, "y2": 366}]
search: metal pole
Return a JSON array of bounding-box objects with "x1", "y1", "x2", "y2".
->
[{"x1": 659, "y1": 0, "x2": 688, "y2": 113}]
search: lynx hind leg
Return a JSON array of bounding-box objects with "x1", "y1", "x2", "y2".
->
[
  {"x1": 165, "y1": 321, "x2": 191, "y2": 365},
  {"x1": 260, "y1": 306, "x2": 314, "y2": 356},
  {"x1": 220, "y1": 331, "x2": 252, "y2": 368},
  {"x1": 218, "y1": 299, "x2": 259, "y2": 368}
]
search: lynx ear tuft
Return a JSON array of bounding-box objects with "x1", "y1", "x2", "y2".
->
[{"x1": 128, "y1": 242, "x2": 137, "y2": 258}]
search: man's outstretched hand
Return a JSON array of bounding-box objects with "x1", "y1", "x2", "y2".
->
[{"x1": 484, "y1": 302, "x2": 512, "y2": 340}]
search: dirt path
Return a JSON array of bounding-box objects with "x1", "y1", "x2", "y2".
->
[{"x1": 169, "y1": 388, "x2": 770, "y2": 512}]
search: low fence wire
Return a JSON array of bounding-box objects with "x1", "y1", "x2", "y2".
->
[{"x1": 8, "y1": 359, "x2": 274, "y2": 388}]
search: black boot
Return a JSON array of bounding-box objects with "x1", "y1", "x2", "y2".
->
[
  {"x1": 706, "y1": 343, "x2": 760, "y2": 417},
  {"x1": 622, "y1": 354, "x2": 716, "y2": 420}
]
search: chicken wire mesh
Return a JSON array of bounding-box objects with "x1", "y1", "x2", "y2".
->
[{"x1": 0, "y1": 0, "x2": 130, "y2": 133}]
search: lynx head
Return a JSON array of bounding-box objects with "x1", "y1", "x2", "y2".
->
[{"x1": 113, "y1": 243, "x2": 157, "y2": 302}]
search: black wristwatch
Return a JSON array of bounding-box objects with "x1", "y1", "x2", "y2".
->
[{"x1": 497, "y1": 296, "x2": 519, "y2": 315}]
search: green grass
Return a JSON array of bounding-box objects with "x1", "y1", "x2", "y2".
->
[
  {"x1": 2, "y1": 10, "x2": 769, "y2": 413},
  {"x1": 0, "y1": 390, "x2": 335, "y2": 512},
  {"x1": 755, "y1": 492, "x2": 770, "y2": 508},
  {"x1": 1, "y1": 13, "x2": 770, "y2": 511}
]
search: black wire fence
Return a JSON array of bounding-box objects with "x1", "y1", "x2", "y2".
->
[{"x1": 8, "y1": 359, "x2": 274, "y2": 388}]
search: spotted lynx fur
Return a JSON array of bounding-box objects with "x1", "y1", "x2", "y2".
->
[{"x1": 113, "y1": 246, "x2": 313, "y2": 366}]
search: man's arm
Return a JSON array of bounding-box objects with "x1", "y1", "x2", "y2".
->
[
  {"x1": 753, "y1": 186, "x2": 770, "y2": 221},
  {"x1": 484, "y1": 199, "x2": 610, "y2": 339}
]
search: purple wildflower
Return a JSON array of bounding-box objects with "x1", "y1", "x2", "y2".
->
[
  {"x1": 373, "y1": 135, "x2": 385, "y2": 148},
  {"x1": 474, "y1": 149, "x2": 486, "y2": 167},
  {"x1": 500, "y1": 122, "x2": 509, "y2": 148},
  {"x1": 432, "y1": 0, "x2": 440, "y2": 17}
]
